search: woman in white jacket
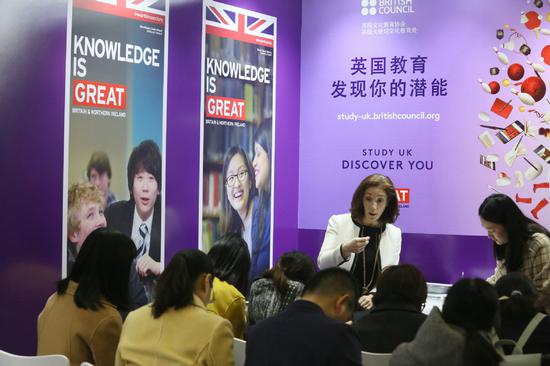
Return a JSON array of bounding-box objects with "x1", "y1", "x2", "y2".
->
[{"x1": 318, "y1": 174, "x2": 402, "y2": 309}]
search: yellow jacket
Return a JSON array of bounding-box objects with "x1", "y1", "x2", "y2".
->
[
  {"x1": 37, "y1": 281, "x2": 122, "y2": 366},
  {"x1": 116, "y1": 295, "x2": 234, "y2": 366},
  {"x1": 207, "y1": 277, "x2": 247, "y2": 339}
]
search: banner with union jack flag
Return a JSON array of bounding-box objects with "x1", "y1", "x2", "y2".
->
[
  {"x1": 199, "y1": 0, "x2": 276, "y2": 282},
  {"x1": 63, "y1": 0, "x2": 168, "y2": 301}
]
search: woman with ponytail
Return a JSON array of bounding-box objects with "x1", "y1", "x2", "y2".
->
[
  {"x1": 248, "y1": 251, "x2": 316, "y2": 324},
  {"x1": 115, "y1": 250, "x2": 234, "y2": 366},
  {"x1": 391, "y1": 279, "x2": 502, "y2": 366}
]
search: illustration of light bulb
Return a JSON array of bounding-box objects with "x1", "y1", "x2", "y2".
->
[
  {"x1": 511, "y1": 88, "x2": 536, "y2": 105},
  {"x1": 493, "y1": 46, "x2": 509, "y2": 65}
]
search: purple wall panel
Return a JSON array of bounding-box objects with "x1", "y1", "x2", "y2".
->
[{"x1": 0, "y1": 0, "x2": 302, "y2": 355}]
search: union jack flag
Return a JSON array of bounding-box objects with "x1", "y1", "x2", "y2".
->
[
  {"x1": 205, "y1": 0, "x2": 276, "y2": 48},
  {"x1": 74, "y1": 0, "x2": 167, "y2": 24}
]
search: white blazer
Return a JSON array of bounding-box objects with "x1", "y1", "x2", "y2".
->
[{"x1": 317, "y1": 213, "x2": 402, "y2": 271}]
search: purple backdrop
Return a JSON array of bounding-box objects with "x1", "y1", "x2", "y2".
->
[{"x1": 0, "y1": 0, "x2": 301, "y2": 355}]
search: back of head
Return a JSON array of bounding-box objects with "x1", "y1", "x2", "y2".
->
[
  {"x1": 495, "y1": 272, "x2": 538, "y2": 320},
  {"x1": 58, "y1": 228, "x2": 136, "y2": 310},
  {"x1": 264, "y1": 251, "x2": 316, "y2": 294},
  {"x1": 303, "y1": 267, "x2": 359, "y2": 316},
  {"x1": 152, "y1": 249, "x2": 213, "y2": 318},
  {"x1": 373, "y1": 264, "x2": 427, "y2": 311},
  {"x1": 208, "y1": 233, "x2": 251, "y2": 294},
  {"x1": 443, "y1": 278, "x2": 501, "y2": 366}
]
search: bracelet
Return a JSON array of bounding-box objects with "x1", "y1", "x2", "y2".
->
[{"x1": 339, "y1": 244, "x2": 349, "y2": 262}]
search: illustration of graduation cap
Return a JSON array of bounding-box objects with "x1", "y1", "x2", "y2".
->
[
  {"x1": 534, "y1": 144, "x2": 550, "y2": 163},
  {"x1": 490, "y1": 98, "x2": 513, "y2": 119},
  {"x1": 480, "y1": 154, "x2": 497, "y2": 170},
  {"x1": 496, "y1": 120, "x2": 524, "y2": 144}
]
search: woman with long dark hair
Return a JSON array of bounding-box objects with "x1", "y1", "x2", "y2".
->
[
  {"x1": 248, "y1": 251, "x2": 316, "y2": 324},
  {"x1": 37, "y1": 229, "x2": 135, "y2": 366},
  {"x1": 479, "y1": 193, "x2": 550, "y2": 290},
  {"x1": 250, "y1": 120, "x2": 272, "y2": 282},
  {"x1": 115, "y1": 250, "x2": 234, "y2": 366},
  {"x1": 391, "y1": 278, "x2": 502, "y2": 366},
  {"x1": 207, "y1": 233, "x2": 251, "y2": 339},
  {"x1": 318, "y1": 173, "x2": 401, "y2": 309}
]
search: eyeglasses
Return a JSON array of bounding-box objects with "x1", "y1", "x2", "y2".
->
[{"x1": 225, "y1": 169, "x2": 248, "y2": 187}]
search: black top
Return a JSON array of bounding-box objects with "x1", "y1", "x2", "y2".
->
[
  {"x1": 245, "y1": 300, "x2": 362, "y2": 366},
  {"x1": 350, "y1": 220, "x2": 382, "y2": 294}
]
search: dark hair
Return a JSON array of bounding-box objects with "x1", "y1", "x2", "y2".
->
[
  {"x1": 219, "y1": 146, "x2": 256, "y2": 235},
  {"x1": 253, "y1": 121, "x2": 272, "y2": 248},
  {"x1": 442, "y1": 279, "x2": 501, "y2": 366},
  {"x1": 303, "y1": 267, "x2": 360, "y2": 312},
  {"x1": 58, "y1": 228, "x2": 135, "y2": 310},
  {"x1": 495, "y1": 273, "x2": 538, "y2": 321},
  {"x1": 152, "y1": 250, "x2": 213, "y2": 318},
  {"x1": 373, "y1": 264, "x2": 427, "y2": 311},
  {"x1": 127, "y1": 140, "x2": 162, "y2": 195},
  {"x1": 87, "y1": 151, "x2": 112, "y2": 179},
  {"x1": 208, "y1": 233, "x2": 251, "y2": 294},
  {"x1": 479, "y1": 193, "x2": 550, "y2": 272},
  {"x1": 350, "y1": 174, "x2": 399, "y2": 224},
  {"x1": 263, "y1": 251, "x2": 316, "y2": 294}
]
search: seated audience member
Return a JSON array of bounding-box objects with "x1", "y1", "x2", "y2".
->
[
  {"x1": 391, "y1": 278, "x2": 502, "y2": 366},
  {"x1": 353, "y1": 264, "x2": 427, "y2": 353},
  {"x1": 495, "y1": 272, "x2": 550, "y2": 354},
  {"x1": 207, "y1": 233, "x2": 251, "y2": 339},
  {"x1": 115, "y1": 250, "x2": 234, "y2": 366},
  {"x1": 106, "y1": 140, "x2": 162, "y2": 300},
  {"x1": 248, "y1": 251, "x2": 316, "y2": 324},
  {"x1": 87, "y1": 151, "x2": 117, "y2": 208},
  {"x1": 37, "y1": 229, "x2": 135, "y2": 366},
  {"x1": 245, "y1": 267, "x2": 362, "y2": 366},
  {"x1": 67, "y1": 182, "x2": 106, "y2": 274}
]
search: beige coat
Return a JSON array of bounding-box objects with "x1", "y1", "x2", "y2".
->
[
  {"x1": 115, "y1": 295, "x2": 234, "y2": 366},
  {"x1": 37, "y1": 281, "x2": 122, "y2": 366}
]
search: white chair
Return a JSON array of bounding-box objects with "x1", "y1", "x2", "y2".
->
[
  {"x1": 500, "y1": 354, "x2": 542, "y2": 366},
  {"x1": 0, "y1": 350, "x2": 69, "y2": 366},
  {"x1": 361, "y1": 351, "x2": 391, "y2": 366},
  {"x1": 233, "y1": 338, "x2": 246, "y2": 366}
]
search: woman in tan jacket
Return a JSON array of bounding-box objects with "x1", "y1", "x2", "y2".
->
[
  {"x1": 37, "y1": 229, "x2": 136, "y2": 366},
  {"x1": 116, "y1": 249, "x2": 234, "y2": 366}
]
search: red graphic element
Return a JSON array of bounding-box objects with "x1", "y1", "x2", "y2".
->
[
  {"x1": 73, "y1": 0, "x2": 165, "y2": 25},
  {"x1": 395, "y1": 188, "x2": 410, "y2": 204},
  {"x1": 524, "y1": 11, "x2": 541, "y2": 30},
  {"x1": 507, "y1": 63, "x2": 525, "y2": 81},
  {"x1": 72, "y1": 80, "x2": 126, "y2": 109},
  {"x1": 531, "y1": 198, "x2": 548, "y2": 219},
  {"x1": 515, "y1": 193, "x2": 533, "y2": 204},
  {"x1": 521, "y1": 76, "x2": 546, "y2": 102},
  {"x1": 205, "y1": 96, "x2": 246, "y2": 121},
  {"x1": 541, "y1": 45, "x2": 550, "y2": 65},
  {"x1": 491, "y1": 98, "x2": 513, "y2": 118},
  {"x1": 489, "y1": 81, "x2": 500, "y2": 94},
  {"x1": 533, "y1": 182, "x2": 550, "y2": 192}
]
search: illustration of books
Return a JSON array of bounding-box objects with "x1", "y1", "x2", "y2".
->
[
  {"x1": 480, "y1": 154, "x2": 496, "y2": 170},
  {"x1": 534, "y1": 144, "x2": 550, "y2": 163},
  {"x1": 479, "y1": 131, "x2": 495, "y2": 148},
  {"x1": 490, "y1": 98, "x2": 513, "y2": 119},
  {"x1": 496, "y1": 120, "x2": 524, "y2": 144}
]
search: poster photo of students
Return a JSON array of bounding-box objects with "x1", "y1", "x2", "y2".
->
[
  {"x1": 62, "y1": 0, "x2": 168, "y2": 301},
  {"x1": 200, "y1": 0, "x2": 276, "y2": 282}
]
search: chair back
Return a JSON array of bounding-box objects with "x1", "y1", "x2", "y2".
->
[
  {"x1": 361, "y1": 351, "x2": 391, "y2": 366},
  {"x1": 233, "y1": 338, "x2": 246, "y2": 366},
  {"x1": 0, "y1": 350, "x2": 69, "y2": 366},
  {"x1": 80, "y1": 363, "x2": 94, "y2": 366},
  {"x1": 500, "y1": 354, "x2": 541, "y2": 366}
]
